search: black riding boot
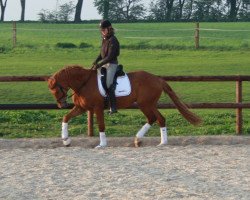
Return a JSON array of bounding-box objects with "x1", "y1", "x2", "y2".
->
[{"x1": 107, "y1": 86, "x2": 117, "y2": 115}]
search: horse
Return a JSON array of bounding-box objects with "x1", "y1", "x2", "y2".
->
[{"x1": 48, "y1": 65, "x2": 202, "y2": 148}]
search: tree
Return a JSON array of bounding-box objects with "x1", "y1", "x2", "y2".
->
[
  {"x1": 0, "y1": 0, "x2": 8, "y2": 21},
  {"x1": 192, "y1": 0, "x2": 210, "y2": 21},
  {"x1": 37, "y1": 9, "x2": 47, "y2": 22},
  {"x1": 74, "y1": 0, "x2": 84, "y2": 22},
  {"x1": 108, "y1": 0, "x2": 124, "y2": 21},
  {"x1": 122, "y1": 0, "x2": 145, "y2": 21},
  {"x1": 20, "y1": 0, "x2": 26, "y2": 22},
  {"x1": 38, "y1": 9, "x2": 57, "y2": 22},
  {"x1": 227, "y1": 0, "x2": 242, "y2": 21},
  {"x1": 57, "y1": 1, "x2": 75, "y2": 22},
  {"x1": 183, "y1": 0, "x2": 194, "y2": 20},
  {"x1": 227, "y1": 0, "x2": 237, "y2": 21},
  {"x1": 208, "y1": 0, "x2": 226, "y2": 21},
  {"x1": 94, "y1": 0, "x2": 145, "y2": 21},
  {"x1": 191, "y1": 0, "x2": 225, "y2": 21},
  {"x1": 177, "y1": 0, "x2": 186, "y2": 20},
  {"x1": 148, "y1": 0, "x2": 175, "y2": 21},
  {"x1": 238, "y1": 0, "x2": 250, "y2": 20},
  {"x1": 166, "y1": 0, "x2": 175, "y2": 20},
  {"x1": 94, "y1": 0, "x2": 111, "y2": 19},
  {"x1": 103, "y1": 0, "x2": 110, "y2": 19},
  {"x1": 38, "y1": 1, "x2": 75, "y2": 22}
]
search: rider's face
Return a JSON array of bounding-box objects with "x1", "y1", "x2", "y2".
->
[{"x1": 100, "y1": 28, "x2": 108, "y2": 37}]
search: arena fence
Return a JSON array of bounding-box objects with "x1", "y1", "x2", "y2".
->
[{"x1": 0, "y1": 75, "x2": 250, "y2": 136}]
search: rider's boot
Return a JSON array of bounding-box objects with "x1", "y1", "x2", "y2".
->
[{"x1": 107, "y1": 86, "x2": 117, "y2": 115}]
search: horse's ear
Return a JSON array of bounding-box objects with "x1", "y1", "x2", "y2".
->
[{"x1": 48, "y1": 77, "x2": 56, "y2": 89}]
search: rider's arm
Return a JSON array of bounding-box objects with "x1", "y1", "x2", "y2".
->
[
  {"x1": 99, "y1": 37, "x2": 119, "y2": 66},
  {"x1": 94, "y1": 53, "x2": 102, "y2": 64}
]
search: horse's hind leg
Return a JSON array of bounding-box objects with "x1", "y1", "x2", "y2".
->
[
  {"x1": 134, "y1": 106, "x2": 157, "y2": 147},
  {"x1": 61, "y1": 106, "x2": 86, "y2": 146},
  {"x1": 152, "y1": 108, "x2": 168, "y2": 146}
]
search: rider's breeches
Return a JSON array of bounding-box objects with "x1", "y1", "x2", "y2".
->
[{"x1": 101, "y1": 63, "x2": 118, "y2": 88}]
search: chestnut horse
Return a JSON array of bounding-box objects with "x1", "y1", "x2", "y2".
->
[{"x1": 48, "y1": 65, "x2": 201, "y2": 148}]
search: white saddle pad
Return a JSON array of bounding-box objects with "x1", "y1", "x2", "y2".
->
[{"x1": 97, "y1": 73, "x2": 131, "y2": 97}]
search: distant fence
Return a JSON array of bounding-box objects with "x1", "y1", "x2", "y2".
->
[
  {"x1": 10, "y1": 22, "x2": 199, "y2": 48},
  {"x1": 8, "y1": 22, "x2": 250, "y2": 49},
  {"x1": 0, "y1": 75, "x2": 250, "y2": 136}
]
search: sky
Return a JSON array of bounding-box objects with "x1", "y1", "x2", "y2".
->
[{"x1": 5, "y1": 0, "x2": 151, "y2": 21}]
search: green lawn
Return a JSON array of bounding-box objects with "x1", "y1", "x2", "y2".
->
[
  {"x1": 1, "y1": 22, "x2": 250, "y2": 50},
  {"x1": 0, "y1": 22, "x2": 250, "y2": 138}
]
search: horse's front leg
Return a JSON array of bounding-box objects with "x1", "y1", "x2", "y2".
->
[
  {"x1": 61, "y1": 106, "x2": 86, "y2": 146},
  {"x1": 94, "y1": 108, "x2": 106, "y2": 148}
]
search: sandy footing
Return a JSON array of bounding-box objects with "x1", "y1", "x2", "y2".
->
[
  {"x1": 0, "y1": 136, "x2": 249, "y2": 199},
  {"x1": 0, "y1": 136, "x2": 250, "y2": 149}
]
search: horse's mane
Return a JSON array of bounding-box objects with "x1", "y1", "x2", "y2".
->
[{"x1": 54, "y1": 65, "x2": 88, "y2": 79}]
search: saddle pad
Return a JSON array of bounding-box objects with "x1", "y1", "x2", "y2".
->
[{"x1": 97, "y1": 73, "x2": 131, "y2": 97}]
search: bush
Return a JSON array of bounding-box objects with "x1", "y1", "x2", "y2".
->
[
  {"x1": 56, "y1": 42, "x2": 77, "y2": 48},
  {"x1": 79, "y1": 42, "x2": 92, "y2": 48},
  {"x1": 0, "y1": 46, "x2": 11, "y2": 53}
]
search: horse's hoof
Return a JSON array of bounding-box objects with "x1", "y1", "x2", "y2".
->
[
  {"x1": 157, "y1": 143, "x2": 167, "y2": 147},
  {"x1": 134, "y1": 137, "x2": 142, "y2": 148},
  {"x1": 62, "y1": 138, "x2": 71, "y2": 146}
]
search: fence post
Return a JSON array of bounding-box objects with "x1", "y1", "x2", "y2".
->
[
  {"x1": 194, "y1": 22, "x2": 199, "y2": 49},
  {"x1": 236, "y1": 80, "x2": 243, "y2": 134},
  {"x1": 13, "y1": 21, "x2": 17, "y2": 48},
  {"x1": 87, "y1": 111, "x2": 94, "y2": 136}
]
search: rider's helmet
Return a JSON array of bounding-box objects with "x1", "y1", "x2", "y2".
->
[{"x1": 99, "y1": 20, "x2": 112, "y2": 29}]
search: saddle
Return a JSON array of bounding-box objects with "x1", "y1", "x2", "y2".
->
[{"x1": 97, "y1": 65, "x2": 131, "y2": 97}]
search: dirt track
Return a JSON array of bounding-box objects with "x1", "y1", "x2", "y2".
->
[
  {"x1": 0, "y1": 135, "x2": 250, "y2": 149},
  {"x1": 0, "y1": 136, "x2": 249, "y2": 200}
]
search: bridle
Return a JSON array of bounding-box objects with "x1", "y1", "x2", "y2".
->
[
  {"x1": 49, "y1": 81, "x2": 68, "y2": 104},
  {"x1": 49, "y1": 69, "x2": 94, "y2": 104}
]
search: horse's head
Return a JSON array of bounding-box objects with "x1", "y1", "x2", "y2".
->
[{"x1": 48, "y1": 77, "x2": 69, "y2": 109}]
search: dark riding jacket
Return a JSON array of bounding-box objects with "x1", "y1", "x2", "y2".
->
[{"x1": 95, "y1": 34, "x2": 120, "y2": 67}]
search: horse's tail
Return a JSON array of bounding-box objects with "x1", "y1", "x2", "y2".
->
[{"x1": 162, "y1": 80, "x2": 202, "y2": 126}]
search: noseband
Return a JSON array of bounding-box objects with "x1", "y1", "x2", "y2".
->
[
  {"x1": 49, "y1": 81, "x2": 67, "y2": 104},
  {"x1": 55, "y1": 83, "x2": 67, "y2": 103}
]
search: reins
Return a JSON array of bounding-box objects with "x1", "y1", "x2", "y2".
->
[{"x1": 67, "y1": 67, "x2": 94, "y2": 99}]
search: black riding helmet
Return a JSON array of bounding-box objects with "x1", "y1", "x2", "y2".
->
[{"x1": 100, "y1": 20, "x2": 112, "y2": 29}]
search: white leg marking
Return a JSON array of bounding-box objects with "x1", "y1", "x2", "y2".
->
[
  {"x1": 136, "y1": 123, "x2": 151, "y2": 138},
  {"x1": 62, "y1": 122, "x2": 71, "y2": 146},
  {"x1": 95, "y1": 132, "x2": 107, "y2": 148},
  {"x1": 157, "y1": 127, "x2": 168, "y2": 146}
]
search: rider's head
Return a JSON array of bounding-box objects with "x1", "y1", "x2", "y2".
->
[
  {"x1": 100, "y1": 19, "x2": 112, "y2": 29},
  {"x1": 99, "y1": 19, "x2": 114, "y2": 38}
]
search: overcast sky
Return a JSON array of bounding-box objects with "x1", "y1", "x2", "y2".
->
[{"x1": 5, "y1": 0, "x2": 151, "y2": 21}]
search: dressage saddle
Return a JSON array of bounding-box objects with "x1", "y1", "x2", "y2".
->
[
  {"x1": 100, "y1": 65, "x2": 125, "y2": 109},
  {"x1": 100, "y1": 64, "x2": 125, "y2": 93}
]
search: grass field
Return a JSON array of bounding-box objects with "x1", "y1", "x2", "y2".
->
[
  {"x1": 0, "y1": 22, "x2": 250, "y2": 138},
  {"x1": 1, "y1": 22, "x2": 250, "y2": 50}
]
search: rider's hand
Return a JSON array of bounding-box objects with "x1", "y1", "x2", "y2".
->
[{"x1": 92, "y1": 63, "x2": 101, "y2": 70}]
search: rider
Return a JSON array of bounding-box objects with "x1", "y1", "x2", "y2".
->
[{"x1": 92, "y1": 19, "x2": 120, "y2": 114}]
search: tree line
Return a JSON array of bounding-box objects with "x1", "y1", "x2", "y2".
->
[{"x1": 0, "y1": 0, "x2": 249, "y2": 22}]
